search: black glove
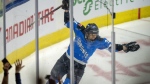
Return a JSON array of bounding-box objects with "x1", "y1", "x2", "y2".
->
[
  {"x1": 62, "y1": 0, "x2": 69, "y2": 10},
  {"x1": 77, "y1": 24, "x2": 85, "y2": 31},
  {"x1": 123, "y1": 41, "x2": 140, "y2": 53},
  {"x1": 64, "y1": 11, "x2": 69, "y2": 23}
]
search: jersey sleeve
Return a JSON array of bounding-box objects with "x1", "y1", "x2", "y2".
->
[
  {"x1": 98, "y1": 38, "x2": 111, "y2": 50},
  {"x1": 15, "y1": 73, "x2": 22, "y2": 84},
  {"x1": 108, "y1": 44, "x2": 123, "y2": 52},
  {"x1": 65, "y1": 20, "x2": 83, "y2": 35},
  {"x1": 98, "y1": 38, "x2": 124, "y2": 52}
]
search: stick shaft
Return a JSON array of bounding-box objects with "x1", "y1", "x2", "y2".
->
[
  {"x1": 40, "y1": 4, "x2": 63, "y2": 20},
  {"x1": 29, "y1": 4, "x2": 63, "y2": 27}
]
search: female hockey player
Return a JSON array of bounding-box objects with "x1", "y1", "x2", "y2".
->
[{"x1": 47, "y1": 0, "x2": 140, "y2": 84}]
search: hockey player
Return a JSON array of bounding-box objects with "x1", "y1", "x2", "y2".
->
[{"x1": 47, "y1": 0, "x2": 140, "y2": 84}]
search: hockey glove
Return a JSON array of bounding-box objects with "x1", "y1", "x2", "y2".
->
[
  {"x1": 77, "y1": 24, "x2": 85, "y2": 31},
  {"x1": 64, "y1": 11, "x2": 69, "y2": 23},
  {"x1": 62, "y1": 0, "x2": 69, "y2": 10},
  {"x1": 123, "y1": 41, "x2": 140, "y2": 53}
]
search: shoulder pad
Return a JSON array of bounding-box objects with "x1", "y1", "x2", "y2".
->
[{"x1": 96, "y1": 36, "x2": 104, "y2": 41}]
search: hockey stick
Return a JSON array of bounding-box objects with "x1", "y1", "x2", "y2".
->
[
  {"x1": 99, "y1": 0, "x2": 112, "y2": 15},
  {"x1": 28, "y1": 4, "x2": 63, "y2": 27},
  {"x1": 99, "y1": 0, "x2": 115, "y2": 19}
]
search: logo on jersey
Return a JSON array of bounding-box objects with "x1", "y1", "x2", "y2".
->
[{"x1": 76, "y1": 37, "x2": 89, "y2": 58}]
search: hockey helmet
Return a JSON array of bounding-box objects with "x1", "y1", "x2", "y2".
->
[
  {"x1": 84, "y1": 23, "x2": 99, "y2": 41},
  {"x1": 84, "y1": 23, "x2": 99, "y2": 35}
]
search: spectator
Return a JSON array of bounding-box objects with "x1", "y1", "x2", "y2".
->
[
  {"x1": 39, "y1": 77, "x2": 44, "y2": 84},
  {"x1": 14, "y1": 59, "x2": 25, "y2": 84},
  {"x1": 2, "y1": 62, "x2": 11, "y2": 84}
]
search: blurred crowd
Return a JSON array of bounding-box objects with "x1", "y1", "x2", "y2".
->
[{"x1": 1, "y1": 58, "x2": 61, "y2": 84}]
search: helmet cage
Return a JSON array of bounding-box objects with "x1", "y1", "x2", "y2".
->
[{"x1": 84, "y1": 23, "x2": 99, "y2": 41}]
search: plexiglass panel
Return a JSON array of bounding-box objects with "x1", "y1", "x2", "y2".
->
[
  {"x1": 0, "y1": 0, "x2": 4, "y2": 70},
  {"x1": 114, "y1": 0, "x2": 150, "y2": 84},
  {"x1": 115, "y1": 19, "x2": 150, "y2": 84},
  {"x1": 0, "y1": 0, "x2": 36, "y2": 84}
]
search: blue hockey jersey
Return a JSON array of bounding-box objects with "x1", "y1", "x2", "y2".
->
[{"x1": 65, "y1": 21, "x2": 111, "y2": 65}]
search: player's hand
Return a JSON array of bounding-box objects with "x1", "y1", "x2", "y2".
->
[
  {"x1": 62, "y1": 0, "x2": 69, "y2": 10},
  {"x1": 15, "y1": 59, "x2": 25, "y2": 73},
  {"x1": 3, "y1": 62, "x2": 11, "y2": 72},
  {"x1": 123, "y1": 41, "x2": 140, "y2": 53}
]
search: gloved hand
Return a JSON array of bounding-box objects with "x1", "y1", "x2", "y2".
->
[
  {"x1": 77, "y1": 24, "x2": 85, "y2": 31},
  {"x1": 64, "y1": 11, "x2": 69, "y2": 23},
  {"x1": 62, "y1": 0, "x2": 69, "y2": 10},
  {"x1": 123, "y1": 41, "x2": 140, "y2": 53}
]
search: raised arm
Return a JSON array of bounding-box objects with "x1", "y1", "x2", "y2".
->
[
  {"x1": 2, "y1": 63, "x2": 10, "y2": 84},
  {"x1": 2, "y1": 58, "x2": 12, "y2": 84},
  {"x1": 15, "y1": 59, "x2": 25, "y2": 84},
  {"x1": 62, "y1": 0, "x2": 86, "y2": 35}
]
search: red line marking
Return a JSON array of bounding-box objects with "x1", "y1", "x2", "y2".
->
[
  {"x1": 95, "y1": 50, "x2": 110, "y2": 57},
  {"x1": 141, "y1": 19, "x2": 150, "y2": 22},
  {"x1": 0, "y1": 27, "x2": 1, "y2": 32},
  {"x1": 136, "y1": 39, "x2": 150, "y2": 46},
  {"x1": 87, "y1": 64, "x2": 118, "y2": 81}
]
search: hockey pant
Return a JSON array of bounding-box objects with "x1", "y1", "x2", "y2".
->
[{"x1": 46, "y1": 52, "x2": 86, "y2": 84}]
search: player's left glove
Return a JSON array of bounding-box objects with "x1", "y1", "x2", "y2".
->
[
  {"x1": 62, "y1": 0, "x2": 69, "y2": 10},
  {"x1": 123, "y1": 41, "x2": 140, "y2": 53}
]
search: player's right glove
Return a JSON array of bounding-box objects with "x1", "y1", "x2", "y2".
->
[
  {"x1": 123, "y1": 41, "x2": 140, "y2": 53},
  {"x1": 62, "y1": 0, "x2": 69, "y2": 10}
]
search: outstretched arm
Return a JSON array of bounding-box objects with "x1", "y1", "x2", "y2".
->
[{"x1": 109, "y1": 41, "x2": 140, "y2": 53}]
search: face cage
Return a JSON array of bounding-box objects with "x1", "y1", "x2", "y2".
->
[{"x1": 85, "y1": 32, "x2": 98, "y2": 42}]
